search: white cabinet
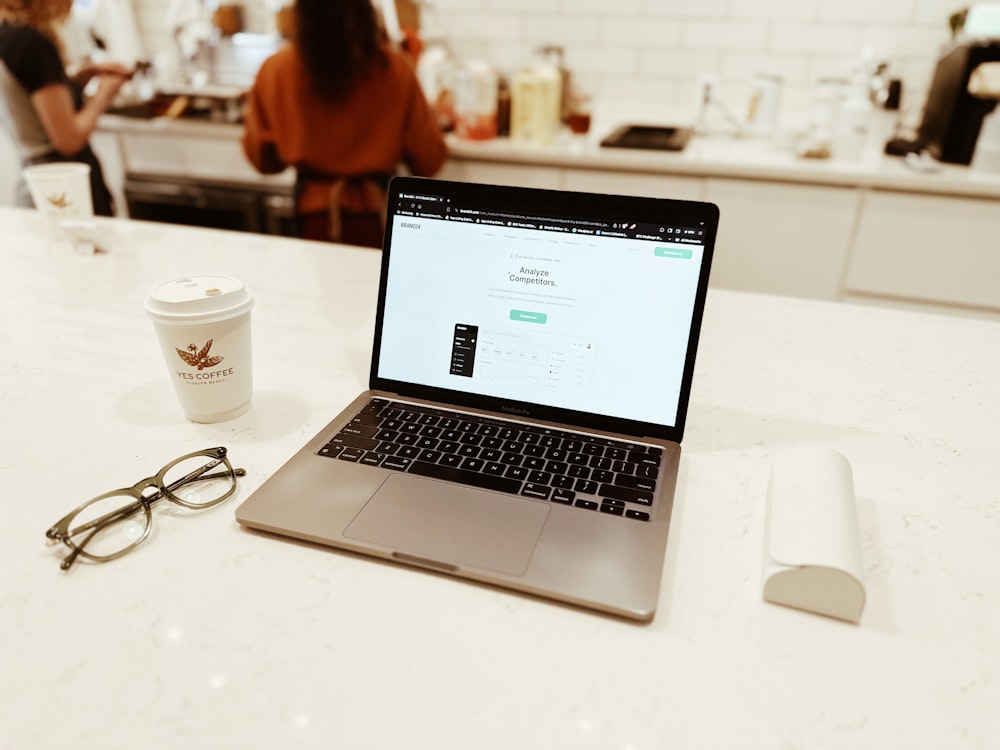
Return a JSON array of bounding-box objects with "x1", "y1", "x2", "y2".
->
[
  {"x1": 436, "y1": 160, "x2": 561, "y2": 189},
  {"x1": 845, "y1": 190, "x2": 1000, "y2": 313},
  {"x1": 703, "y1": 178, "x2": 860, "y2": 300},
  {"x1": 559, "y1": 169, "x2": 704, "y2": 201}
]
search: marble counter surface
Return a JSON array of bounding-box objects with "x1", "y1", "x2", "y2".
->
[{"x1": 1, "y1": 207, "x2": 998, "y2": 749}]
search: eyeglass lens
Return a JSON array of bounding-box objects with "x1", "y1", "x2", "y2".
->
[{"x1": 60, "y1": 452, "x2": 237, "y2": 562}]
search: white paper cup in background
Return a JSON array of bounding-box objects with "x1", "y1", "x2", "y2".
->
[
  {"x1": 145, "y1": 275, "x2": 254, "y2": 423},
  {"x1": 22, "y1": 162, "x2": 95, "y2": 249}
]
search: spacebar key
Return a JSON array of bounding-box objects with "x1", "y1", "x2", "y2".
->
[{"x1": 408, "y1": 461, "x2": 522, "y2": 494}]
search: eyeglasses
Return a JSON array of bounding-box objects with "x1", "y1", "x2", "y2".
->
[{"x1": 45, "y1": 447, "x2": 246, "y2": 571}]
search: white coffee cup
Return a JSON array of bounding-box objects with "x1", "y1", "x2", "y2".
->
[
  {"x1": 145, "y1": 275, "x2": 254, "y2": 423},
  {"x1": 22, "y1": 162, "x2": 95, "y2": 250}
]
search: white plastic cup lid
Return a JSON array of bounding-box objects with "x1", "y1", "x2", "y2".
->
[{"x1": 145, "y1": 275, "x2": 253, "y2": 324}]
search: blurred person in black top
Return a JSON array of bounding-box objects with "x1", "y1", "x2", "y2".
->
[{"x1": 0, "y1": 0, "x2": 131, "y2": 215}]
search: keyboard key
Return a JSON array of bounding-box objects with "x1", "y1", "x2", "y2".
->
[
  {"x1": 551, "y1": 488, "x2": 575, "y2": 504},
  {"x1": 504, "y1": 465, "x2": 528, "y2": 481},
  {"x1": 626, "y1": 509, "x2": 651, "y2": 522},
  {"x1": 598, "y1": 483, "x2": 653, "y2": 506},
  {"x1": 330, "y1": 433, "x2": 378, "y2": 451},
  {"x1": 382, "y1": 456, "x2": 412, "y2": 471},
  {"x1": 362, "y1": 398, "x2": 387, "y2": 414},
  {"x1": 418, "y1": 449, "x2": 442, "y2": 463},
  {"x1": 575, "y1": 499, "x2": 598, "y2": 511},
  {"x1": 407, "y1": 461, "x2": 521, "y2": 494},
  {"x1": 552, "y1": 475, "x2": 575, "y2": 490},
  {"x1": 575, "y1": 479, "x2": 598, "y2": 495},
  {"x1": 636, "y1": 464, "x2": 660, "y2": 480},
  {"x1": 338, "y1": 447, "x2": 365, "y2": 462},
  {"x1": 629, "y1": 449, "x2": 661, "y2": 466},
  {"x1": 318, "y1": 444, "x2": 344, "y2": 458},
  {"x1": 545, "y1": 460, "x2": 568, "y2": 475},
  {"x1": 615, "y1": 474, "x2": 657, "y2": 493},
  {"x1": 527, "y1": 470, "x2": 552, "y2": 485},
  {"x1": 461, "y1": 457, "x2": 484, "y2": 472},
  {"x1": 521, "y1": 483, "x2": 551, "y2": 500},
  {"x1": 343, "y1": 421, "x2": 378, "y2": 437},
  {"x1": 360, "y1": 452, "x2": 386, "y2": 466},
  {"x1": 600, "y1": 502, "x2": 625, "y2": 516}
]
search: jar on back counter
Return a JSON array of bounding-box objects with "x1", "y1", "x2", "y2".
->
[
  {"x1": 454, "y1": 61, "x2": 499, "y2": 140},
  {"x1": 510, "y1": 62, "x2": 562, "y2": 145}
]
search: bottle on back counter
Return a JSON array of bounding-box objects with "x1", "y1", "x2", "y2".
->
[
  {"x1": 453, "y1": 60, "x2": 499, "y2": 140},
  {"x1": 510, "y1": 58, "x2": 562, "y2": 145}
]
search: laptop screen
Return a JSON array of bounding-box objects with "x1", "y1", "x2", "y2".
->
[{"x1": 370, "y1": 177, "x2": 717, "y2": 442}]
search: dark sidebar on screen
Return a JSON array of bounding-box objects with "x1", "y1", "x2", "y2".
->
[{"x1": 450, "y1": 324, "x2": 479, "y2": 377}]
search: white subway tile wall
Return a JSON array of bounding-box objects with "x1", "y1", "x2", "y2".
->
[{"x1": 131, "y1": 0, "x2": 960, "y2": 128}]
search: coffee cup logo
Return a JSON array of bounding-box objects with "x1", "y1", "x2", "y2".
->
[
  {"x1": 46, "y1": 192, "x2": 71, "y2": 209},
  {"x1": 176, "y1": 339, "x2": 224, "y2": 370}
]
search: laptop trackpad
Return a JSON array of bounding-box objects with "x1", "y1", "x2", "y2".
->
[{"x1": 343, "y1": 474, "x2": 549, "y2": 576}]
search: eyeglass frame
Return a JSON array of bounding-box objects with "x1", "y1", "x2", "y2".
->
[{"x1": 45, "y1": 446, "x2": 246, "y2": 571}]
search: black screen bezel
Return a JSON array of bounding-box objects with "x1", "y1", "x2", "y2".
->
[{"x1": 369, "y1": 176, "x2": 717, "y2": 444}]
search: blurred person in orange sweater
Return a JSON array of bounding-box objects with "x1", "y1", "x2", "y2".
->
[{"x1": 242, "y1": 0, "x2": 447, "y2": 248}]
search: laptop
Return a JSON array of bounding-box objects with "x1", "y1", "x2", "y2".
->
[{"x1": 235, "y1": 176, "x2": 718, "y2": 621}]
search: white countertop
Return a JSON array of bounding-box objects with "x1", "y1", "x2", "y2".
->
[
  {"x1": 2, "y1": 206, "x2": 999, "y2": 749},
  {"x1": 446, "y1": 131, "x2": 1000, "y2": 199},
  {"x1": 98, "y1": 113, "x2": 1000, "y2": 199}
]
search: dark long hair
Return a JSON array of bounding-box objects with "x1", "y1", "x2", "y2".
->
[{"x1": 295, "y1": 0, "x2": 388, "y2": 102}]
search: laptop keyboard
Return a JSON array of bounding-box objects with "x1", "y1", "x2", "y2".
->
[{"x1": 317, "y1": 398, "x2": 659, "y2": 522}]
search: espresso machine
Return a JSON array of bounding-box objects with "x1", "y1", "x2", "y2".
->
[{"x1": 916, "y1": 38, "x2": 1000, "y2": 164}]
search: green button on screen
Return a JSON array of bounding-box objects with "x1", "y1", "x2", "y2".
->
[
  {"x1": 510, "y1": 310, "x2": 548, "y2": 324},
  {"x1": 655, "y1": 247, "x2": 693, "y2": 259}
]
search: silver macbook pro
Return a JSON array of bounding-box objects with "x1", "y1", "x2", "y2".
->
[{"x1": 235, "y1": 176, "x2": 718, "y2": 621}]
